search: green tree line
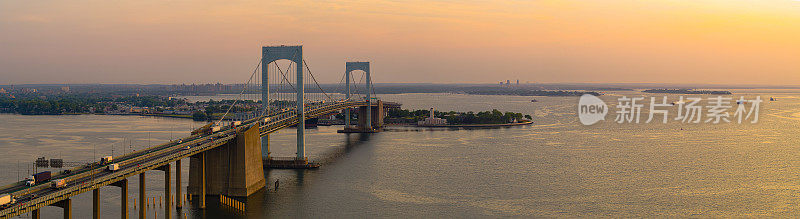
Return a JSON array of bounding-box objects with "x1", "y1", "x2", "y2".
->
[
  {"x1": 386, "y1": 108, "x2": 531, "y2": 124},
  {"x1": 0, "y1": 94, "x2": 186, "y2": 115}
]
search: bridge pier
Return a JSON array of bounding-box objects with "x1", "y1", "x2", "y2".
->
[
  {"x1": 110, "y1": 179, "x2": 129, "y2": 219},
  {"x1": 175, "y1": 159, "x2": 182, "y2": 209},
  {"x1": 44, "y1": 198, "x2": 71, "y2": 219},
  {"x1": 165, "y1": 164, "x2": 171, "y2": 218},
  {"x1": 339, "y1": 100, "x2": 384, "y2": 133},
  {"x1": 189, "y1": 124, "x2": 265, "y2": 198},
  {"x1": 359, "y1": 100, "x2": 383, "y2": 131},
  {"x1": 156, "y1": 164, "x2": 172, "y2": 219},
  {"x1": 200, "y1": 152, "x2": 206, "y2": 209},
  {"x1": 139, "y1": 172, "x2": 145, "y2": 219},
  {"x1": 92, "y1": 189, "x2": 99, "y2": 219}
]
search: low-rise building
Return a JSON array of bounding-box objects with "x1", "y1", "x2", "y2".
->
[{"x1": 418, "y1": 107, "x2": 447, "y2": 126}]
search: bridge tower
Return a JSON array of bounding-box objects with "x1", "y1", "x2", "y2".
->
[
  {"x1": 340, "y1": 61, "x2": 383, "y2": 133},
  {"x1": 260, "y1": 45, "x2": 307, "y2": 160}
]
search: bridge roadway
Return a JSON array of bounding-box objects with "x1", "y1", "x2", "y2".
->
[{"x1": 0, "y1": 100, "x2": 370, "y2": 218}]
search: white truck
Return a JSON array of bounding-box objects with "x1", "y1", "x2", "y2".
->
[
  {"x1": 107, "y1": 163, "x2": 120, "y2": 171},
  {"x1": 0, "y1": 194, "x2": 14, "y2": 208}
]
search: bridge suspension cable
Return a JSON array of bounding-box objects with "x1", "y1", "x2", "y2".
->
[
  {"x1": 303, "y1": 59, "x2": 334, "y2": 101},
  {"x1": 350, "y1": 70, "x2": 366, "y2": 100},
  {"x1": 216, "y1": 58, "x2": 262, "y2": 125}
]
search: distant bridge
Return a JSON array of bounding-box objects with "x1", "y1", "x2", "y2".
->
[{"x1": 0, "y1": 45, "x2": 385, "y2": 219}]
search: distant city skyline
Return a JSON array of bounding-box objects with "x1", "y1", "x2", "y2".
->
[{"x1": 1, "y1": 0, "x2": 799, "y2": 85}]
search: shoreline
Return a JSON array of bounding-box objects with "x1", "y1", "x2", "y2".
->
[
  {"x1": 0, "y1": 112, "x2": 203, "y2": 120},
  {"x1": 416, "y1": 120, "x2": 533, "y2": 128}
]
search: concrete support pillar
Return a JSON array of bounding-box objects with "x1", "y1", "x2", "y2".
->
[
  {"x1": 200, "y1": 152, "x2": 206, "y2": 209},
  {"x1": 139, "y1": 173, "x2": 145, "y2": 219},
  {"x1": 62, "y1": 199, "x2": 72, "y2": 219},
  {"x1": 163, "y1": 164, "x2": 172, "y2": 219},
  {"x1": 93, "y1": 189, "x2": 99, "y2": 219},
  {"x1": 175, "y1": 159, "x2": 182, "y2": 209},
  {"x1": 31, "y1": 209, "x2": 40, "y2": 219},
  {"x1": 189, "y1": 125, "x2": 265, "y2": 198},
  {"x1": 50, "y1": 198, "x2": 72, "y2": 219},
  {"x1": 118, "y1": 179, "x2": 129, "y2": 219}
]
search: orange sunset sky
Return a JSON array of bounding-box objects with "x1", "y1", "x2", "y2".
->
[{"x1": 1, "y1": 0, "x2": 799, "y2": 85}]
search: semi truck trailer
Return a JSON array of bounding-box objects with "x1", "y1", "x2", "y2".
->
[
  {"x1": 0, "y1": 194, "x2": 15, "y2": 208},
  {"x1": 25, "y1": 171, "x2": 51, "y2": 186}
]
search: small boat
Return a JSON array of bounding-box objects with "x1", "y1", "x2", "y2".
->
[{"x1": 671, "y1": 100, "x2": 686, "y2": 106}]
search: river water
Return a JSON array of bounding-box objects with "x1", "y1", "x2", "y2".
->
[{"x1": 2, "y1": 91, "x2": 800, "y2": 218}]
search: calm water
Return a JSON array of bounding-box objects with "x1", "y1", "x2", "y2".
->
[{"x1": 2, "y1": 91, "x2": 800, "y2": 218}]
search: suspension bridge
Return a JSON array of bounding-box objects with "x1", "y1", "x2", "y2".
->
[{"x1": 0, "y1": 45, "x2": 386, "y2": 219}]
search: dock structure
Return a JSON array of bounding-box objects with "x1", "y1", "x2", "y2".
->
[{"x1": 263, "y1": 157, "x2": 321, "y2": 169}]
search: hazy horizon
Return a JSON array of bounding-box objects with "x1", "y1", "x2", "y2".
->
[
  {"x1": 5, "y1": 82, "x2": 800, "y2": 90},
  {"x1": 1, "y1": 0, "x2": 799, "y2": 85}
]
